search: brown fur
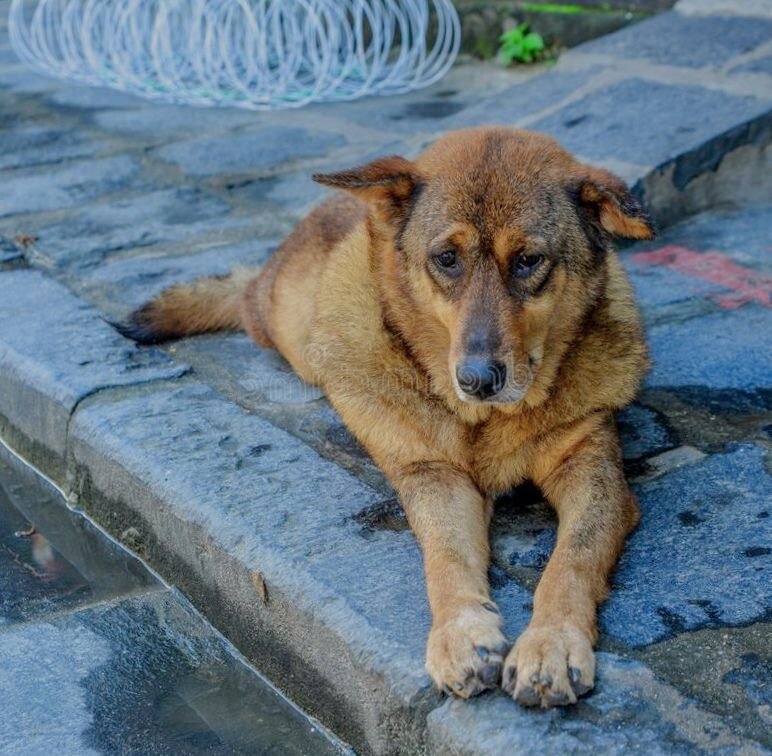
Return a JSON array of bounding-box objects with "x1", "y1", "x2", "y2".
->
[{"x1": 123, "y1": 128, "x2": 654, "y2": 708}]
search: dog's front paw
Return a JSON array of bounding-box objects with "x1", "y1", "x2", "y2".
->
[
  {"x1": 426, "y1": 601, "x2": 509, "y2": 699},
  {"x1": 502, "y1": 623, "x2": 594, "y2": 707}
]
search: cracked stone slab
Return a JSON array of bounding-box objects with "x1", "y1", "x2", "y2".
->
[
  {"x1": 79, "y1": 238, "x2": 277, "y2": 317},
  {"x1": 153, "y1": 126, "x2": 347, "y2": 179},
  {"x1": 0, "y1": 590, "x2": 342, "y2": 755},
  {"x1": 0, "y1": 269, "x2": 187, "y2": 476},
  {"x1": 426, "y1": 652, "x2": 766, "y2": 754},
  {"x1": 10, "y1": 187, "x2": 256, "y2": 277},
  {"x1": 0, "y1": 155, "x2": 141, "y2": 218},
  {"x1": 0, "y1": 125, "x2": 114, "y2": 171}
]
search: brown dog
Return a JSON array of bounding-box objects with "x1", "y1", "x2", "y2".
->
[{"x1": 121, "y1": 127, "x2": 654, "y2": 708}]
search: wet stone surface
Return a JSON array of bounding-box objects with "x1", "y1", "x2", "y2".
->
[
  {"x1": 0, "y1": 591, "x2": 343, "y2": 756},
  {"x1": 0, "y1": 445, "x2": 344, "y2": 755},
  {"x1": 0, "y1": 450, "x2": 156, "y2": 627}
]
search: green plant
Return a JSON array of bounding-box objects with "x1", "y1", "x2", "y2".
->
[{"x1": 498, "y1": 23, "x2": 545, "y2": 65}]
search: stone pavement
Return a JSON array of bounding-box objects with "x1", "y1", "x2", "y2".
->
[{"x1": 0, "y1": 0, "x2": 770, "y2": 753}]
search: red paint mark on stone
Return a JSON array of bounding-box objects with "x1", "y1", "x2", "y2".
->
[{"x1": 630, "y1": 244, "x2": 772, "y2": 309}]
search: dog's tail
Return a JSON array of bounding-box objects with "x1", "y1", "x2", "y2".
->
[{"x1": 115, "y1": 267, "x2": 257, "y2": 345}]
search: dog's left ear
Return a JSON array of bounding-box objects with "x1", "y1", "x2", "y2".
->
[
  {"x1": 313, "y1": 156, "x2": 422, "y2": 228},
  {"x1": 570, "y1": 166, "x2": 655, "y2": 240}
]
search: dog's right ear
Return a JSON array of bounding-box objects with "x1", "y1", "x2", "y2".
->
[{"x1": 313, "y1": 156, "x2": 422, "y2": 228}]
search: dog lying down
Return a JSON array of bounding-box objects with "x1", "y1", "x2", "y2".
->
[{"x1": 120, "y1": 127, "x2": 655, "y2": 709}]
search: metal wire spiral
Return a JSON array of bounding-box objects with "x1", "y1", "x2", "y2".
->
[{"x1": 9, "y1": 0, "x2": 461, "y2": 110}]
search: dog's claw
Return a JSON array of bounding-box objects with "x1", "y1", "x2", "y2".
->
[
  {"x1": 478, "y1": 661, "x2": 501, "y2": 686},
  {"x1": 515, "y1": 686, "x2": 541, "y2": 707}
]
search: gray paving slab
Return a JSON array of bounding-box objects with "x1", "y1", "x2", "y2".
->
[
  {"x1": 0, "y1": 270, "x2": 186, "y2": 475},
  {"x1": 531, "y1": 78, "x2": 771, "y2": 171},
  {"x1": 0, "y1": 124, "x2": 113, "y2": 171},
  {"x1": 79, "y1": 239, "x2": 277, "y2": 316},
  {"x1": 6, "y1": 187, "x2": 256, "y2": 276},
  {"x1": 0, "y1": 155, "x2": 141, "y2": 218},
  {"x1": 492, "y1": 445, "x2": 772, "y2": 648},
  {"x1": 154, "y1": 126, "x2": 347, "y2": 179},
  {"x1": 646, "y1": 305, "x2": 771, "y2": 390},
  {"x1": 586, "y1": 11, "x2": 772, "y2": 69}
]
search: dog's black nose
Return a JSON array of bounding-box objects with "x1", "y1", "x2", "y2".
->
[{"x1": 456, "y1": 359, "x2": 506, "y2": 399}]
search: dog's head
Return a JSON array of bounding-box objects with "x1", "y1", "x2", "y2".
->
[{"x1": 314, "y1": 127, "x2": 653, "y2": 406}]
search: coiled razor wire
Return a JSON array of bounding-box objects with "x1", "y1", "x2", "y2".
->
[{"x1": 9, "y1": 0, "x2": 461, "y2": 109}]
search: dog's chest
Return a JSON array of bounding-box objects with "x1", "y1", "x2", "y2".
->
[{"x1": 469, "y1": 417, "x2": 532, "y2": 494}]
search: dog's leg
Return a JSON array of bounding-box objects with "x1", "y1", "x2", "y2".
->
[
  {"x1": 503, "y1": 415, "x2": 639, "y2": 707},
  {"x1": 395, "y1": 461, "x2": 508, "y2": 698}
]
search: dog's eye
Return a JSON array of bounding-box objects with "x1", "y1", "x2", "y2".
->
[
  {"x1": 434, "y1": 249, "x2": 459, "y2": 272},
  {"x1": 513, "y1": 254, "x2": 544, "y2": 278}
]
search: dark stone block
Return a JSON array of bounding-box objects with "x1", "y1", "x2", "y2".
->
[
  {"x1": 585, "y1": 12, "x2": 772, "y2": 69},
  {"x1": 617, "y1": 403, "x2": 676, "y2": 460},
  {"x1": 531, "y1": 78, "x2": 770, "y2": 169},
  {"x1": 11, "y1": 187, "x2": 247, "y2": 275},
  {"x1": 154, "y1": 126, "x2": 346, "y2": 178},
  {"x1": 645, "y1": 305, "x2": 771, "y2": 390},
  {"x1": 0, "y1": 155, "x2": 140, "y2": 218}
]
